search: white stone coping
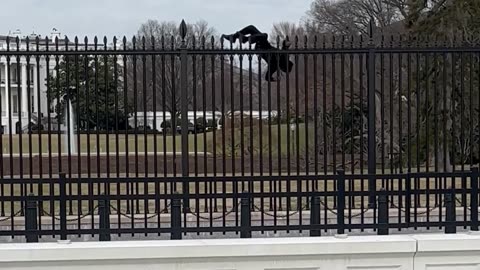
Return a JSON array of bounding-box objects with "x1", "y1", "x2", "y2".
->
[
  {"x1": 2, "y1": 233, "x2": 480, "y2": 265},
  {"x1": 0, "y1": 235, "x2": 416, "y2": 262},
  {"x1": 413, "y1": 233, "x2": 480, "y2": 252}
]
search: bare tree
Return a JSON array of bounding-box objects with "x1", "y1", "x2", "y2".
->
[
  {"x1": 126, "y1": 20, "x2": 217, "y2": 116},
  {"x1": 305, "y1": 0, "x2": 402, "y2": 35},
  {"x1": 271, "y1": 22, "x2": 306, "y2": 43}
]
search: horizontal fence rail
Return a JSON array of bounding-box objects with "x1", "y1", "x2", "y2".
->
[
  {"x1": 0, "y1": 20, "x2": 479, "y2": 240},
  {"x1": 0, "y1": 169, "x2": 478, "y2": 240}
]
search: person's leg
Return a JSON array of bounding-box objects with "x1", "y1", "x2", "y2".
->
[
  {"x1": 279, "y1": 54, "x2": 294, "y2": 73},
  {"x1": 237, "y1": 25, "x2": 262, "y2": 36},
  {"x1": 264, "y1": 61, "x2": 279, "y2": 82},
  {"x1": 222, "y1": 25, "x2": 267, "y2": 44}
]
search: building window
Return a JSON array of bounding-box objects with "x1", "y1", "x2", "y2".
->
[
  {"x1": 12, "y1": 95, "x2": 18, "y2": 113},
  {"x1": 30, "y1": 68, "x2": 34, "y2": 85},
  {"x1": 12, "y1": 68, "x2": 17, "y2": 83}
]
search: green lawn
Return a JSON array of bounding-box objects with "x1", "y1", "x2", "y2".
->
[{"x1": 0, "y1": 123, "x2": 312, "y2": 155}]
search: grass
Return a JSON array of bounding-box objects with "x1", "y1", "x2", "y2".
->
[
  {"x1": 0, "y1": 123, "x2": 311, "y2": 155},
  {"x1": 0, "y1": 122, "x2": 470, "y2": 216}
]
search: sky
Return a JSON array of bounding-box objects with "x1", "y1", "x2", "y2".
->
[{"x1": 0, "y1": 0, "x2": 313, "y2": 39}]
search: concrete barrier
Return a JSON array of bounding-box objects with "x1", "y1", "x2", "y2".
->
[{"x1": 0, "y1": 233, "x2": 479, "y2": 270}]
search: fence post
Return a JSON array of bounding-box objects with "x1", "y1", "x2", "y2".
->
[
  {"x1": 405, "y1": 173, "x2": 411, "y2": 227},
  {"x1": 378, "y1": 189, "x2": 389, "y2": 235},
  {"x1": 310, "y1": 195, "x2": 321, "y2": 237},
  {"x1": 178, "y1": 20, "x2": 190, "y2": 212},
  {"x1": 59, "y1": 172, "x2": 67, "y2": 240},
  {"x1": 98, "y1": 194, "x2": 111, "y2": 241},
  {"x1": 241, "y1": 192, "x2": 251, "y2": 238},
  {"x1": 367, "y1": 17, "x2": 377, "y2": 209},
  {"x1": 25, "y1": 193, "x2": 38, "y2": 243},
  {"x1": 171, "y1": 195, "x2": 182, "y2": 240},
  {"x1": 445, "y1": 188, "x2": 456, "y2": 234},
  {"x1": 471, "y1": 166, "x2": 479, "y2": 231},
  {"x1": 337, "y1": 169, "x2": 345, "y2": 235}
]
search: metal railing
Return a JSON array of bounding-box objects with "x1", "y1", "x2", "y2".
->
[
  {"x1": 0, "y1": 20, "x2": 479, "y2": 240},
  {"x1": 0, "y1": 168, "x2": 478, "y2": 241}
]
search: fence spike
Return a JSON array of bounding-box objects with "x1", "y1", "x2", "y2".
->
[{"x1": 179, "y1": 19, "x2": 188, "y2": 40}]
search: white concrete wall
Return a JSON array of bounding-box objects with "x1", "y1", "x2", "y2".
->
[
  {"x1": 413, "y1": 233, "x2": 480, "y2": 270},
  {"x1": 0, "y1": 233, "x2": 479, "y2": 270}
]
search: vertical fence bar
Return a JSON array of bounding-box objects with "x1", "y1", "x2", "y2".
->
[
  {"x1": 84, "y1": 39, "x2": 93, "y2": 220},
  {"x1": 277, "y1": 38, "x2": 283, "y2": 211},
  {"x1": 45, "y1": 38, "x2": 55, "y2": 230},
  {"x1": 367, "y1": 18, "x2": 376, "y2": 208},
  {"x1": 405, "y1": 173, "x2": 411, "y2": 227},
  {"x1": 65, "y1": 38, "x2": 74, "y2": 216},
  {"x1": 310, "y1": 195, "x2": 321, "y2": 237},
  {"x1": 471, "y1": 167, "x2": 479, "y2": 231},
  {"x1": 122, "y1": 37, "x2": 130, "y2": 215},
  {"x1": 433, "y1": 49, "x2": 439, "y2": 206},
  {"x1": 201, "y1": 37, "x2": 208, "y2": 213},
  {"x1": 179, "y1": 20, "x2": 190, "y2": 211},
  {"x1": 104, "y1": 37, "x2": 111, "y2": 190},
  {"x1": 132, "y1": 37, "x2": 139, "y2": 215},
  {"x1": 94, "y1": 37, "x2": 101, "y2": 193},
  {"x1": 16, "y1": 38, "x2": 25, "y2": 208},
  {"x1": 74, "y1": 38, "x2": 82, "y2": 222},
  {"x1": 6, "y1": 38, "x2": 16, "y2": 234},
  {"x1": 59, "y1": 172, "x2": 67, "y2": 240},
  {"x1": 171, "y1": 195, "x2": 182, "y2": 240},
  {"x1": 98, "y1": 194, "x2": 111, "y2": 241},
  {"x1": 141, "y1": 37, "x2": 148, "y2": 220},
  {"x1": 337, "y1": 169, "x2": 345, "y2": 235},
  {"x1": 241, "y1": 192, "x2": 251, "y2": 238},
  {"x1": 26, "y1": 38, "x2": 33, "y2": 193},
  {"x1": 378, "y1": 188, "x2": 389, "y2": 235},
  {"x1": 211, "y1": 37, "x2": 218, "y2": 213},
  {"x1": 445, "y1": 188, "x2": 456, "y2": 234},
  {"x1": 25, "y1": 193, "x2": 38, "y2": 243}
]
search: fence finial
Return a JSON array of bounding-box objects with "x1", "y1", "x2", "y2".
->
[{"x1": 179, "y1": 19, "x2": 188, "y2": 41}]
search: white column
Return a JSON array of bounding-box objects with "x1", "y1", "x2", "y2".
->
[
  {"x1": 40, "y1": 60, "x2": 48, "y2": 116},
  {"x1": 21, "y1": 62, "x2": 27, "y2": 118},
  {"x1": 4, "y1": 63, "x2": 9, "y2": 118},
  {"x1": 33, "y1": 64, "x2": 38, "y2": 114}
]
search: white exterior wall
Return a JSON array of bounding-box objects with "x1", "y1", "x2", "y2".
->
[
  {"x1": 413, "y1": 233, "x2": 480, "y2": 270},
  {"x1": 1, "y1": 234, "x2": 480, "y2": 270},
  {"x1": 0, "y1": 236, "x2": 416, "y2": 270}
]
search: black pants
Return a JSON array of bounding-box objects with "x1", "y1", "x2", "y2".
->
[
  {"x1": 230, "y1": 25, "x2": 269, "y2": 44},
  {"x1": 226, "y1": 25, "x2": 293, "y2": 81}
]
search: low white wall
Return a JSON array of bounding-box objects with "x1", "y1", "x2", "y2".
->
[
  {"x1": 413, "y1": 233, "x2": 480, "y2": 270},
  {"x1": 0, "y1": 233, "x2": 478, "y2": 270}
]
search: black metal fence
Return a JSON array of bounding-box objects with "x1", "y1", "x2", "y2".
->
[
  {"x1": 2, "y1": 169, "x2": 480, "y2": 241},
  {"x1": 0, "y1": 20, "x2": 480, "y2": 240}
]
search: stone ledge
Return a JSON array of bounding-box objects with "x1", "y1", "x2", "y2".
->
[{"x1": 0, "y1": 235, "x2": 416, "y2": 262}]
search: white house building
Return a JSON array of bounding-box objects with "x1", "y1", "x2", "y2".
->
[
  {"x1": 128, "y1": 111, "x2": 222, "y2": 132},
  {"x1": 128, "y1": 111, "x2": 172, "y2": 132},
  {"x1": 0, "y1": 29, "x2": 64, "y2": 134}
]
